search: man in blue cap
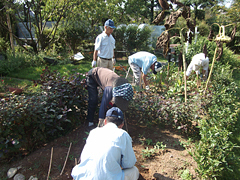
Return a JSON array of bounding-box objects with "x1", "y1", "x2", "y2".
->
[
  {"x1": 128, "y1": 51, "x2": 162, "y2": 90},
  {"x1": 92, "y1": 19, "x2": 116, "y2": 70},
  {"x1": 71, "y1": 107, "x2": 139, "y2": 180}
]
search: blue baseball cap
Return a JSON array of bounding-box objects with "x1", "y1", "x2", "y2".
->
[
  {"x1": 104, "y1": 19, "x2": 116, "y2": 29},
  {"x1": 106, "y1": 107, "x2": 124, "y2": 121},
  {"x1": 153, "y1": 62, "x2": 162, "y2": 74}
]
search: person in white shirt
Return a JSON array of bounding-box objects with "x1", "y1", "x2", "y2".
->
[
  {"x1": 186, "y1": 53, "x2": 209, "y2": 80},
  {"x1": 92, "y1": 19, "x2": 116, "y2": 70},
  {"x1": 71, "y1": 107, "x2": 139, "y2": 180}
]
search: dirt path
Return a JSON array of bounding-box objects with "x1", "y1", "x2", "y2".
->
[{"x1": 0, "y1": 118, "x2": 198, "y2": 180}]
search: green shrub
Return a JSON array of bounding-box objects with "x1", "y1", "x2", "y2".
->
[
  {"x1": 176, "y1": 36, "x2": 238, "y2": 67},
  {"x1": 0, "y1": 67, "x2": 88, "y2": 159},
  {"x1": 54, "y1": 20, "x2": 92, "y2": 54},
  {"x1": 0, "y1": 51, "x2": 45, "y2": 76},
  {"x1": 190, "y1": 62, "x2": 240, "y2": 179},
  {"x1": 128, "y1": 90, "x2": 202, "y2": 136},
  {"x1": 113, "y1": 24, "x2": 152, "y2": 54},
  {"x1": 128, "y1": 49, "x2": 240, "y2": 179}
]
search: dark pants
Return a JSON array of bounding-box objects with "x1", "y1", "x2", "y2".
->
[
  {"x1": 86, "y1": 69, "x2": 113, "y2": 122},
  {"x1": 86, "y1": 69, "x2": 98, "y2": 123}
]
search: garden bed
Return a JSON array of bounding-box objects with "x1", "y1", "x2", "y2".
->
[{"x1": 0, "y1": 117, "x2": 198, "y2": 180}]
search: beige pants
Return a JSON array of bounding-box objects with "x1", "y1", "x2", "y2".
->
[
  {"x1": 124, "y1": 166, "x2": 139, "y2": 180},
  {"x1": 97, "y1": 57, "x2": 113, "y2": 70},
  {"x1": 129, "y1": 62, "x2": 141, "y2": 87}
]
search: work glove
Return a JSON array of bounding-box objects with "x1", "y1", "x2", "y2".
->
[
  {"x1": 112, "y1": 58, "x2": 116, "y2": 66},
  {"x1": 145, "y1": 85, "x2": 150, "y2": 90},
  {"x1": 92, "y1": 60, "x2": 96, "y2": 67},
  {"x1": 97, "y1": 118, "x2": 104, "y2": 127}
]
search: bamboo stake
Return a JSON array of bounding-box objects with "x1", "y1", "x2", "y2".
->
[
  {"x1": 60, "y1": 142, "x2": 72, "y2": 175},
  {"x1": 204, "y1": 46, "x2": 218, "y2": 94},
  {"x1": 47, "y1": 147, "x2": 53, "y2": 180},
  {"x1": 183, "y1": 53, "x2": 187, "y2": 103},
  {"x1": 124, "y1": 112, "x2": 128, "y2": 132},
  {"x1": 180, "y1": 29, "x2": 187, "y2": 103}
]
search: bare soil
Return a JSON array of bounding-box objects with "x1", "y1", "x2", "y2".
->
[{"x1": 0, "y1": 118, "x2": 198, "y2": 180}]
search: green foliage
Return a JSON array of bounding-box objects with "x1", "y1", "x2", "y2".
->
[
  {"x1": 0, "y1": 67, "x2": 88, "y2": 159},
  {"x1": 128, "y1": 90, "x2": 201, "y2": 136},
  {"x1": 145, "y1": 138, "x2": 153, "y2": 146},
  {"x1": 142, "y1": 147, "x2": 156, "y2": 158},
  {"x1": 197, "y1": 20, "x2": 210, "y2": 37},
  {"x1": 154, "y1": 141, "x2": 166, "y2": 150},
  {"x1": 141, "y1": 141, "x2": 167, "y2": 158},
  {"x1": 0, "y1": 51, "x2": 45, "y2": 76},
  {"x1": 54, "y1": 20, "x2": 92, "y2": 54},
  {"x1": 180, "y1": 169, "x2": 192, "y2": 180},
  {"x1": 113, "y1": 24, "x2": 152, "y2": 54},
  {"x1": 128, "y1": 43, "x2": 240, "y2": 178},
  {"x1": 0, "y1": 79, "x2": 6, "y2": 92},
  {"x1": 0, "y1": 37, "x2": 9, "y2": 54},
  {"x1": 177, "y1": 36, "x2": 237, "y2": 67},
  {"x1": 190, "y1": 62, "x2": 240, "y2": 179}
]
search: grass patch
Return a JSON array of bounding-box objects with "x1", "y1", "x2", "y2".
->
[{"x1": 7, "y1": 60, "x2": 91, "y2": 80}]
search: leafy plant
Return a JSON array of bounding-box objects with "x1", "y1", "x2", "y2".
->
[
  {"x1": 113, "y1": 24, "x2": 152, "y2": 54},
  {"x1": 0, "y1": 79, "x2": 6, "y2": 92},
  {"x1": 180, "y1": 169, "x2": 192, "y2": 180},
  {"x1": 0, "y1": 67, "x2": 88, "y2": 160},
  {"x1": 145, "y1": 138, "x2": 153, "y2": 146},
  {"x1": 141, "y1": 147, "x2": 156, "y2": 158},
  {"x1": 154, "y1": 141, "x2": 166, "y2": 150}
]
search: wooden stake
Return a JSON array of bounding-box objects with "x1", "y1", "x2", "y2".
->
[
  {"x1": 60, "y1": 142, "x2": 72, "y2": 175},
  {"x1": 124, "y1": 112, "x2": 128, "y2": 132},
  {"x1": 204, "y1": 46, "x2": 218, "y2": 94},
  {"x1": 47, "y1": 147, "x2": 53, "y2": 180}
]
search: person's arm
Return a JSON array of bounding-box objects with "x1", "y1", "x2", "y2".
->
[
  {"x1": 98, "y1": 86, "x2": 112, "y2": 120},
  {"x1": 202, "y1": 69, "x2": 207, "y2": 80},
  {"x1": 142, "y1": 73, "x2": 147, "y2": 86},
  {"x1": 93, "y1": 50, "x2": 98, "y2": 61},
  {"x1": 121, "y1": 134, "x2": 137, "y2": 169},
  {"x1": 112, "y1": 50, "x2": 116, "y2": 65},
  {"x1": 92, "y1": 50, "x2": 98, "y2": 67}
]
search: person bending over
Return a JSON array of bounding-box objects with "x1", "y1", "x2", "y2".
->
[{"x1": 128, "y1": 51, "x2": 162, "y2": 90}]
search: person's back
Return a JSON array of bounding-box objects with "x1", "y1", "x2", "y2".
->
[
  {"x1": 91, "y1": 67, "x2": 119, "y2": 90},
  {"x1": 72, "y1": 123, "x2": 135, "y2": 180},
  {"x1": 72, "y1": 107, "x2": 138, "y2": 180},
  {"x1": 128, "y1": 51, "x2": 157, "y2": 75}
]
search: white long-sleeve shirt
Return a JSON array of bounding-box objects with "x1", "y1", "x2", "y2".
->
[
  {"x1": 186, "y1": 53, "x2": 209, "y2": 76},
  {"x1": 71, "y1": 123, "x2": 137, "y2": 180}
]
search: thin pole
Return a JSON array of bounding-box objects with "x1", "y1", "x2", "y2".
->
[
  {"x1": 60, "y1": 142, "x2": 72, "y2": 175},
  {"x1": 124, "y1": 112, "x2": 128, "y2": 132},
  {"x1": 204, "y1": 46, "x2": 218, "y2": 93},
  {"x1": 47, "y1": 147, "x2": 53, "y2": 180},
  {"x1": 180, "y1": 29, "x2": 187, "y2": 103}
]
